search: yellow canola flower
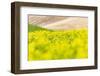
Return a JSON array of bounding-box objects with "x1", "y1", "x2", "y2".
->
[{"x1": 28, "y1": 28, "x2": 88, "y2": 61}]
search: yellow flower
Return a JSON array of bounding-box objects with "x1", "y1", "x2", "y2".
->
[{"x1": 28, "y1": 28, "x2": 88, "y2": 60}]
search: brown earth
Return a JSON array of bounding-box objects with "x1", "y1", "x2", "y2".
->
[{"x1": 28, "y1": 15, "x2": 88, "y2": 30}]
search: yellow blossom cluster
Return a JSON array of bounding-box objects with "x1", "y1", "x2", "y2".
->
[{"x1": 28, "y1": 27, "x2": 88, "y2": 61}]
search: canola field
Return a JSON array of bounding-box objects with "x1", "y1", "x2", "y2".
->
[{"x1": 28, "y1": 24, "x2": 88, "y2": 61}]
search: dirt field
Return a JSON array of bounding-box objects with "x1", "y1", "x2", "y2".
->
[{"x1": 28, "y1": 15, "x2": 88, "y2": 30}]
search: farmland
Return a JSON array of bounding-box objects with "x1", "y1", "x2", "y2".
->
[{"x1": 28, "y1": 24, "x2": 88, "y2": 61}]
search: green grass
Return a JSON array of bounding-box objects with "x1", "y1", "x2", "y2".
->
[{"x1": 28, "y1": 24, "x2": 51, "y2": 32}]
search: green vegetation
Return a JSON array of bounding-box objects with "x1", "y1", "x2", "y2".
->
[
  {"x1": 28, "y1": 24, "x2": 88, "y2": 61},
  {"x1": 28, "y1": 24, "x2": 51, "y2": 32}
]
